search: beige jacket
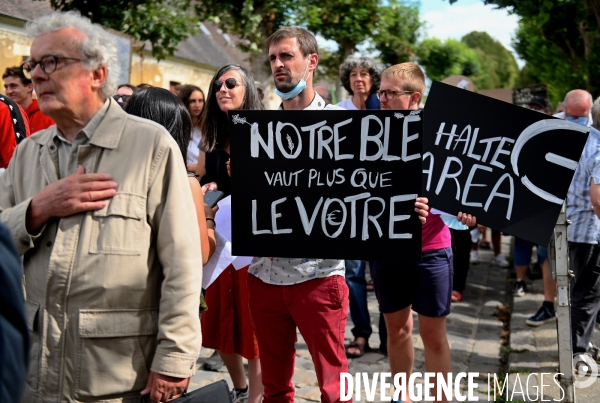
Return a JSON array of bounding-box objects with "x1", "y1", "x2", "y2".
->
[{"x1": 0, "y1": 101, "x2": 203, "y2": 403}]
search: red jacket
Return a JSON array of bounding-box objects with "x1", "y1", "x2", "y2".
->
[
  {"x1": 25, "y1": 99, "x2": 54, "y2": 134},
  {"x1": 0, "y1": 102, "x2": 30, "y2": 169}
]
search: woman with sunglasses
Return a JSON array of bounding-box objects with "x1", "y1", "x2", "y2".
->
[
  {"x1": 178, "y1": 85, "x2": 206, "y2": 174},
  {"x1": 196, "y1": 64, "x2": 264, "y2": 403}
]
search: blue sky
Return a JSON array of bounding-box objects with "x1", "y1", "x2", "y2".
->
[{"x1": 316, "y1": 0, "x2": 522, "y2": 65}]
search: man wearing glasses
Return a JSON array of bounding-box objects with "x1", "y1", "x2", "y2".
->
[
  {"x1": 372, "y1": 62, "x2": 475, "y2": 402},
  {"x1": 0, "y1": 12, "x2": 202, "y2": 403}
]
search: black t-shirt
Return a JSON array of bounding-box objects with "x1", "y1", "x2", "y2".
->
[{"x1": 201, "y1": 149, "x2": 231, "y2": 197}]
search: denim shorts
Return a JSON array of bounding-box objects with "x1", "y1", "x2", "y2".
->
[
  {"x1": 370, "y1": 247, "x2": 453, "y2": 317},
  {"x1": 513, "y1": 238, "x2": 548, "y2": 266}
]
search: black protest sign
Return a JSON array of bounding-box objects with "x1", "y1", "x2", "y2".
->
[
  {"x1": 229, "y1": 110, "x2": 423, "y2": 260},
  {"x1": 512, "y1": 84, "x2": 547, "y2": 108},
  {"x1": 423, "y1": 81, "x2": 590, "y2": 246}
]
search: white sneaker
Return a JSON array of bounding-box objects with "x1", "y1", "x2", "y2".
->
[
  {"x1": 470, "y1": 250, "x2": 479, "y2": 264},
  {"x1": 494, "y1": 253, "x2": 510, "y2": 268}
]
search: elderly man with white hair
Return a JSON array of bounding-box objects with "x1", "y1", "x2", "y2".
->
[{"x1": 0, "y1": 11, "x2": 203, "y2": 403}]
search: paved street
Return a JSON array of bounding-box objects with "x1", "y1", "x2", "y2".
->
[
  {"x1": 191, "y1": 235, "x2": 600, "y2": 402},
  {"x1": 508, "y1": 272, "x2": 600, "y2": 401}
]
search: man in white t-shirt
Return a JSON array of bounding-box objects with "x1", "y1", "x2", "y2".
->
[{"x1": 247, "y1": 27, "x2": 429, "y2": 403}]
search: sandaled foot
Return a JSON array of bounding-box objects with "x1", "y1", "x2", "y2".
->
[
  {"x1": 346, "y1": 337, "x2": 369, "y2": 358},
  {"x1": 451, "y1": 290, "x2": 463, "y2": 302}
]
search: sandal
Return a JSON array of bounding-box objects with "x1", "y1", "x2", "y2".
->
[
  {"x1": 346, "y1": 338, "x2": 370, "y2": 358},
  {"x1": 451, "y1": 290, "x2": 463, "y2": 302}
]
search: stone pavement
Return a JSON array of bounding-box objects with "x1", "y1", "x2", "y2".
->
[
  {"x1": 190, "y1": 241, "x2": 511, "y2": 402},
  {"x1": 507, "y1": 273, "x2": 600, "y2": 402}
]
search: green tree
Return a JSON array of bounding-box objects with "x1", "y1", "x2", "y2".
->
[
  {"x1": 40, "y1": 0, "x2": 199, "y2": 61},
  {"x1": 369, "y1": 0, "x2": 422, "y2": 66},
  {"x1": 512, "y1": 17, "x2": 581, "y2": 105},
  {"x1": 297, "y1": 0, "x2": 423, "y2": 95},
  {"x1": 461, "y1": 31, "x2": 519, "y2": 89},
  {"x1": 299, "y1": 0, "x2": 379, "y2": 62},
  {"x1": 416, "y1": 38, "x2": 482, "y2": 83},
  {"x1": 449, "y1": 0, "x2": 600, "y2": 97},
  {"x1": 195, "y1": 0, "x2": 295, "y2": 80}
]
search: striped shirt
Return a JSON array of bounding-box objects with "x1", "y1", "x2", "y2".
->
[{"x1": 567, "y1": 127, "x2": 600, "y2": 244}]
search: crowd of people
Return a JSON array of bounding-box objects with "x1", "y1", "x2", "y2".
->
[{"x1": 2, "y1": 9, "x2": 600, "y2": 403}]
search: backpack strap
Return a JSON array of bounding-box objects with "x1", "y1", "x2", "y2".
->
[{"x1": 0, "y1": 96, "x2": 27, "y2": 144}]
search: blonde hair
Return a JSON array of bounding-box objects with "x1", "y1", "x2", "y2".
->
[{"x1": 381, "y1": 63, "x2": 425, "y2": 95}]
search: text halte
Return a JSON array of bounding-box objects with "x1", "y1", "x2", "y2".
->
[{"x1": 251, "y1": 193, "x2": 417, "y2": 240}]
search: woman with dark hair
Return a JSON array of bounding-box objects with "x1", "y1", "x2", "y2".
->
[
  {"x1": 196, "y1": 64, "x2": 264, "y2": 403},
  {"x1": 337, "y1": 56, "x2": 381, "y2": 110},
  {"x1": 126, "y1": 87, "x2": 217, "y2": 266},
  {"x1": 178, "y1": 85, "x2": 206, "y2": 173}
]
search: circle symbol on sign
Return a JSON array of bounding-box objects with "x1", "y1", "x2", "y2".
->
[
  {"x1": 573, "y1": 354, "x2": 598, "y2": 389},
  {"x1": 326, "y1": 210, "x2": 342, "y2": 226}
]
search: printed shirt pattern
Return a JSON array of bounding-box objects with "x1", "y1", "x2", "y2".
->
[
  {"x1": 567, "y1": 127, "x2": 600, "y2": 244},
  {"x1": 249, "y1": 92, "x2": 345, "y2": 285}
]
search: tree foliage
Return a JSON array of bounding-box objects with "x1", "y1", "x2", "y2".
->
[
  {"x1": 299, "y1": 0, "x2": 379, "y2": 61},
  {"x1": 195, "y1": 0, "x2": 292, "y2": 54},
  {"x1": 41, "y1": 0, "x2": 199, "y2": 61},
  {"x1": 512, "y1": 18, "x2": 582, "y2": 105},
  {"x1": 298, "y1": 0, "x2": 422, "y2": 85},
  {"x1": 415, "y1": 38, "x2": 482, "y2": 82},
  {"x1": 461, "y1": 31, "x2": 519, "y2": 89},
  {"x1": 195, "y1": 0, "x2": 296, "y2": 80},
  {"x1": 369, "y1": 0, "x2": 422, "y2": 66},
  {"x1": 451, "y1": 0, "x2": 600, "y2": 98}
]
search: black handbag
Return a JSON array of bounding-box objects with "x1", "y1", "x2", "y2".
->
[
  {"x1": 171, "y1": 380, "x2": 232, "y2": 403},
  {"x1": 141, "y1": 380, "x2": 232, "y2": 403}
]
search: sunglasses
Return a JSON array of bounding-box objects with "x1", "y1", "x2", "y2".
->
[
  {"x1": 214, "y1": 78, "x2": 242, "y2": 90},
  {"x1": 113, "y1": 94, "x2": 131, "y2": 102}
]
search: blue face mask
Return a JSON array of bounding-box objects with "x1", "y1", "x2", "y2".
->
[
  {"x1": 566, "y1": 115, "x2": 588, "y2": 126},
  {"x1": 274, "y1": 62, "x2": 309, "y2": 100},
  {"x1": 439, "y1": 213, "x2": 469, "y2": 230}
]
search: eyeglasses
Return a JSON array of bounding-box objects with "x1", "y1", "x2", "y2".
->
[
  {"x1": 214, "y1": 78, "x2": 242, "y2": 90},
  {"x1": 376, "y1": 89, "x2": 414, "y2": 100},
  {"x1": 113, "y1": 94, "x2": 131, "y2": 103},
  {"x1": 21, "y1": 55, "x2": 83, "y2": 79}
]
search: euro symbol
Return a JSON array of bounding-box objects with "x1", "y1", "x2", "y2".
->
[{"x1": 326, "y1": 210, "x2": 342, "y2": 225}]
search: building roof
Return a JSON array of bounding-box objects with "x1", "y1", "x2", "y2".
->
[
  {"x1": 0, "y1": 0, "x2": 53, "y2": 22},
  {"x1": 169, "y1": 22, "x2": 239, "y2": 69},
  {"x1": 0, "y1": 0, "x2": 244, "y2": 70}
]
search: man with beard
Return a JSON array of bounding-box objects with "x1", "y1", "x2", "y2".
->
[
  {"x1": 245, "y1": 27, "x2": 350, "y2": 403},
  {"x1": 245, "y1": 27, "x2": 429, "y2": 403}
]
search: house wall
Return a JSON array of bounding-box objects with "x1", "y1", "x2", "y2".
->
[
  {"x1": 0, "y1": 18, "x2": 279, "y2": 110},
  {"x1": 0, "y1": 18, "x2": 29, "y2": 77},
  {"x1": 130, "y1": 52, "x2": 217, "y2": 96}
]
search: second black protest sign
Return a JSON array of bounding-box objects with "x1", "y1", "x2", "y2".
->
[
  {"x1": 423, "y1": 81, "x2": 590, "y2": 246},
  {"x1": 229, "y1": 110, "x2": 423, "y2": 260}
]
